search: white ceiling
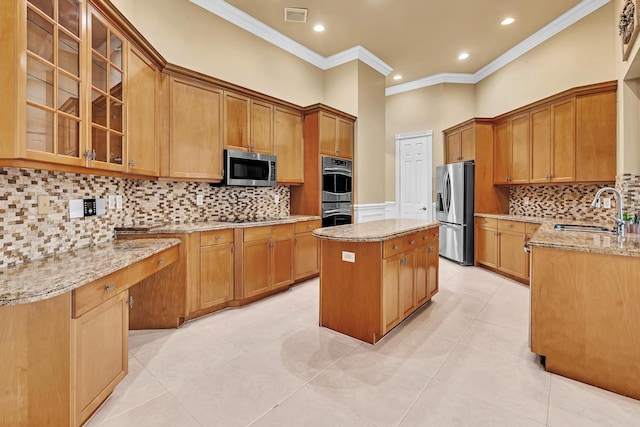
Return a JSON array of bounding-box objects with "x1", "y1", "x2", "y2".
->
[{"x1": 189, "y1": 0, "x2": 611, "y2": 94}]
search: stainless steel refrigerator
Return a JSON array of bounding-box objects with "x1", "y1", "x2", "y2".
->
[{"x1": 435, "y1": 161, "x2": 475, "y2": 265}]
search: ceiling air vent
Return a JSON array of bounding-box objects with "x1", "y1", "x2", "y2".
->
[{"x1": 284, "y1": 7, "x2": 307, "y2": 23}]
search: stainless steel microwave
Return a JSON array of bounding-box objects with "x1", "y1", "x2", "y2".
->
[{"x1": 223, "y1": 149, "x2": 277, "y2": 187}]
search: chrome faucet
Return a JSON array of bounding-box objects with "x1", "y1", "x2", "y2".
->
[{"x1": 590, "y1": 187, "x2": 625, "y2": 236}]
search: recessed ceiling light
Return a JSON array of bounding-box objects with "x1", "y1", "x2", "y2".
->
[
  {"x1": 393, "y1": 74, "x2": 402, "y2": 81},
  {"x1": 501, "y1": 17, "x2": 515, "y2": 26},
  {"x1": 313, "y1": 24, "x2": 325, "y2": 32},
  {"x1": 458, "y1": 52, "x2": 470, "y2": 60}
]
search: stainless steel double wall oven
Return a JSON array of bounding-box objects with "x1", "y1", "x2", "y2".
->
[{"x1": 321, "y1": 156, "x2": 352, "y2": 227}]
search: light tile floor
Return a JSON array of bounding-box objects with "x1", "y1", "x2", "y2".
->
[{"x1": 86, "y1": 259, "x2": 640, "y2": 427}]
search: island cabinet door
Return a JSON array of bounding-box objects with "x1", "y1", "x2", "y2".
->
[
  {"x1": 399, "y1": 252, "x2": 416, "y2": 318},
  {"x1": 415, "y1": 245, "x2": 429, "y2": 306},
  {"x1": 382, "y1": 254, "x2": 402, "y2": 334},
  {"x1": 427, "y1": 240, "x2": 439, "y2": 297}
]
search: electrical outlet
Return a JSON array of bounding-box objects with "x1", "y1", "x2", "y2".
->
[
  {"x1": 196, "y1": 194, "x2": 204, "y2": 206},
  {"x1": 37, "y1": 195, "x2": 50, "y2": 215},
  {"x1": 115, "y1": 195, "x2": 123, "y2": 210},
  {"x1": 108, "y1": 195, "x2": 115, "y2": 210},
  {"x1": 274, "y1": 194, "x2": 280, "y2": 204},
  {"x1": 523, "y1": 197, "x2": 530, "y2": 206},
  {"x1": 603, "y1": 197, "x2": 611, "y2": 209}
]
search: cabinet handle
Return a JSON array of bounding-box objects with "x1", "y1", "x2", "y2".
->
[
  {"x1": 428, "y1": 247, "x2": 434, "y2": 254},
  {"x1": 129, "y1": 159, "x2": 135, "y2": 167},
  {"x1": 409, "y1": 240, "x2": 415, "y2": 245},
  {"x1": 104, "y1": 285, "x2": 115, "y2": 291},
  {"x1": 215, "y1": 235, "x2": 223, "y2": 239},
  {"x1": 505, "y1": 224, "x2": 512, "y2": 228},
  {"x1": 336, "y1": 149, "x2": 341, "y2": 154},
  {"x1": 400, "y1": 258, "x2": 407, "y2": 266},
  {"x1": 393, "y1": 245, "x2": 399, "y2": 250},
  {"x1": 423, "y1": 236, "x2": 428, "y2": 240},
  {"x1": 157, "y1": 259, "x2": 164, "y2": 264},
  {"x1": 128, "y1": 296, "x2": 134, "y2": 309},
  {"x1": 294, "y1": 238, "x2": 298, "y2": 242}
]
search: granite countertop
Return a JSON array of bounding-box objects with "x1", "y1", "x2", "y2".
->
[
  {"x1": 527, "y1": 221, "x2": 640, "y2": 257},
  {"x1": 116, "y1": 215, "x2": 321, "y2": 234},
  {"x1": 312, "y1": 219, "x2": 440, "y2": 242},
  {"x1": 474, "y1": 213, "x2": 548, "y2": 224},
  {"x1": 0, "y1": 238, "x2": 181, "y2": 307}
]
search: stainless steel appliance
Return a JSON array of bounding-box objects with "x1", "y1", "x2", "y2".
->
[
  {"x1": 223, "y1": 149, "x2": 276, "y2": 187},
  {"x1": 321, "y1": 156, "x2": 352, "y2": 226},
  {"x1": 435, "y1": 161, "x2": 474, "y2": 265}
]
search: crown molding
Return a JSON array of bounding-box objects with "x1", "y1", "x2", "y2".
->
[
  {"x1": 324, "y1": 46, "x2": 393, "y2": 75},
  {"x1": 386, "y1": 0, "x2": 611, "y2": 96}
]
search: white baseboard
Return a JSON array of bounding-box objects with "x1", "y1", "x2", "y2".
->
[{"x1": 353, "y1": 203, "x2": 386, "y2": 223}]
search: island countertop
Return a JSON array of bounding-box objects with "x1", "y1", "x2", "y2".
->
[
  {"x1": 312, "y1": 219, "x2": 440, "y2": 242},
  {"x1": 0, "y1": 238, "x2": 181, "y2": 307}
]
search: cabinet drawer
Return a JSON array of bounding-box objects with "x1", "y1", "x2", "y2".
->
[
  {"x1": 272, "y1": 223, "x2": 294, "y2": 238},
  {"x1": 498, "y1": 220, "x2": 525, "y2": 233},
  {"x1": 417, "y1": 228, "x2": 439, "y2": 244},
  {"x1": 128, "y1": 245, "x2": 179, "y2": 286},
  {"x1": 244, "y1": 226, "x2": 272, "y2": 242},
  {"x1": 294, "y1": 220, "x2": 322, "y2": 234},
  {"x1": 383, "y1": 236, "x2": 406, "y2": 258},
  {"x1": 475, "y1": 217, "x2": 497, "y2": 228},
  {"x1": 201, "y1": 229, "x2": 234, "y2": 246},
  {"x1": 525, "y1": 223, "x2": 541, "y2": 234},
  {"x1": 73, "y1": 268, "x2": 128, "y2": 318}
]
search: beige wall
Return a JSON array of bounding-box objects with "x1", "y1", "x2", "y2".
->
[
  {"x1": 111, "y1": 0, "x2": 324, "y2": 106},
  {"x1": 323, "y1": 62, "x2": 359, "y2": 115},
  {"x1": 354, "y1": 61, "x2": 386, "y2": 205},
  {"x1": 476, "y1": 3, "x2": 615, "y2": 117}
]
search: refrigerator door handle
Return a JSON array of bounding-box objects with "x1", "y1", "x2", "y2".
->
[
  {"x1": 440, "y1": 222, "x2": 463, "y2": 229},
  {"x1": 443, "y1": 170, "x2": 452, "y2": 215}
]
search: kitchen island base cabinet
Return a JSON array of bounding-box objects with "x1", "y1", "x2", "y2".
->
[
  {"x1": 318, "y1": 225, "x2": 439, "y2": 344},
  {"x1": 531, "y1": 246, "x2": 640, "y2": 400}
]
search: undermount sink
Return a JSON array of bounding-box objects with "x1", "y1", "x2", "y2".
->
[{"x1": 554, "y1": 224, "x2": 615, "y2": 233}]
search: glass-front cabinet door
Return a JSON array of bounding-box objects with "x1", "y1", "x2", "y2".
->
[
  {"x1": 87, "y1": 6, "x2": 126, "y2": 171},
  {"x1": 25, "y1": 0, "x2": 85, "y2": 165}
]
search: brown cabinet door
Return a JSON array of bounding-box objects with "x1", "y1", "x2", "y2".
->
[
  {"x1": 497, "y1": 230, "x2": 528, "y2": 280},
  {"x1": 169, "y1": 78, "x2": 223, "y2": 179},
  {"x1": 274, "y1": 107, "x2": 304, "y2": 183},
  {"x1": 415, "y1": 245, "x2": 429, "y2": 306},
  {"x1": 319, "y1": 112, "x2": 337, "y2": 155},
  {"x1": 72, "y1": 290, "x2": 128, "y2": 426},
  {"x1": 223, "y1": 91, "x2": 250, "y2": 151},
  {"x1": 530, "y1": 106, "x2": 552, "y2": 183},
  {"x1": 200, "y1": 242, "x2": 234, "y2": 309},
  {"x1": 460, "y1": 125, "x2": 475, "y2": 161},
  {"x1": 427, "y1": 240, "x2": 439, "y2": 297},
  {"x1": 250, "y1": 100, "x2": 273, "y2": 154},
  {"x1": 294, "y1": 232, "x2": 319, "y2": 279},
  {"x1": 445, "y1": 130, "x2": 461, "y2": 164},
  {"x1": 382, "y1": 254, "x2": 401, "y2": 334},
  {"x1": 243, "y1": 239, "x2": 271, "y2": 298},
  {"x1": 476, "y1": 225, "x2": 498, "y2": 268},
  {"x1": 399, "y1": 252, "x2": 416, "y2": 318},
  {"x1": 272, "y1": 235, "x2": 293, "y2": 289},
  {"x1": 551, "y1": 99, "x2": 575, "y2": 182},
  {"x1": 510, "y1": 113, "x2": 530, "y2": 183},
  {"x1": 127, "y1": 46, "x2": 158, "y2": 176},
  {"x1": 336, "y1": 118, "x2": 354, "y2": 159},
  {"x1": 493, "y1": 120, "x2": 510, "y2": 184},
  {"x1": 576, "y1": 91, "x2": 616, "y2": 182}
]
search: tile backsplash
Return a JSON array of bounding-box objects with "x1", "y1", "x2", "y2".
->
[
  {"x1": 0, "y1": 167, "x2": 289, "y2": 268},
  {"x1": 509, "y1": 178, "x2": 640, "y2": 222}
]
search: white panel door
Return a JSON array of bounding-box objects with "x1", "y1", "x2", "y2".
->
[{"x1": 396, "y1": 131, "x2": 433, "y2": 220}]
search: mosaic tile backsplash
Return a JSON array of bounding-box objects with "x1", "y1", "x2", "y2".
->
[
  {"x1": 0, "y1": 168, "x2": 289, "y2": 268},
  {"x1": 509, "y1": 178, "x2": 640, "y2": 222}
]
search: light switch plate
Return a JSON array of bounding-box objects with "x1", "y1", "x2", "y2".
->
[
  {"x1": 108, "y1": 195, "x2": 115, "y2": 210},
  {"x1": 69, "y1": 199, "x2": 84, "y2": 219},
  {"x1": 37, "y1": 195, "x2": 50, "y2": 215},
  {"x1": 96, "y1": 198, "x2": 106, "y2": 216},
  {"x1": 196, "y1": 194, "x2": 204, "y2": 206},
  {"x1": 603, "y1": 197, "x2": 611, "y2": 209},
  {"x1": 115, "y1": 195, "x2": 123, "y2": 210},
  {"x1": 342, "y1": 251, "x2": 355, "y2": 263},
  {"x1": 274, "y1": 194, "x2": 280, "y2": 204}
]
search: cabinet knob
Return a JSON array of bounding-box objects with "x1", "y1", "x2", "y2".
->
[
  {"x1": 215, "y1": 235, "x2": 223, "y2": 239},
  {"x1": 104, "y1": 285, "x2": 115, "y2": 291},
  {"x1": 400, "y1": 258, "x2": 407, "y2": 266},
  {"x1": 157, "y1": 259, "x2": 164, "y2": 264},
  {"x1": 128, "y1": 296, "x2": 134, "y2": 309},
  {"x1": 409, "y1": 240, "x2": 415, "y2": 245},
  {"x1": 129, "y1": 159, "x2": 135, "y2": 167},
  {"x1": 336, "y1": 149, "x2": 341, "y2": 154},
  {"x1": 393, "y1": 245, "x2": 399, "y2": 250},
  {"x1": 428, "y1": 247, "x2": 434, "y2": 254}
]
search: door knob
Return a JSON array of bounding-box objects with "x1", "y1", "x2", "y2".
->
[{"x1": 422, "y1": 207, "x2": 427, "y2": 211}]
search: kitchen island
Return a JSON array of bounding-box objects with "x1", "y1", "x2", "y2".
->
[
  {"x1": 313, "y1": 219, "x2": 440, "y2": 344},
  {"x1": 528, "y1": 223, "x2": 640, "y2": 400}
]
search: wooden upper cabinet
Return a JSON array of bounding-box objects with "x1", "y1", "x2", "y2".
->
[
  {"x1": 530, "y1": 99, "x2": 575, "y2": 183},
  {"x1": 444, "y1": 122, "x2": 474, "y2": 163},
  {"x1": 126, "y1": 46, "x2": 158, "y2": 176},
  {"x1": 493, "y1": 113, "x2": 529, "y2": 184},
  {"x1": 250, "y1": 100, "x2": 273, "y2": 154},
  {"x1": 169, "y1": 77, "x2": 223, "y2": 180},
  {"x1": 319, "y1": 111, "x2": 354, "y2": 159},
  {"x1": 223, "y1": 91, "x2": 250, "y2": 152},
  {"x1": 274, "y1": 106, "x2": 303, "y2": 184},
  {"x1": 576, "y1": 91, "x2": 617, "y2": 182}
]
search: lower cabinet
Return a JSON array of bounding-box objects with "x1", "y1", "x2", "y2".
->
[
  {"x1": 72, "y1": 290, "x2": 129, "y2": 426},
  {"x1": 199, "y1": 229, "x2": 235, "y2": 309},
  {"x1": 241, "y1": 224, "x2": 294, "y2": 299},
  {"x1": 293, "y1": 219, "x2": 321, "y2": 280},
  {"x1": 475, "y1": 217, "x2": 539, "y2": 282}
]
